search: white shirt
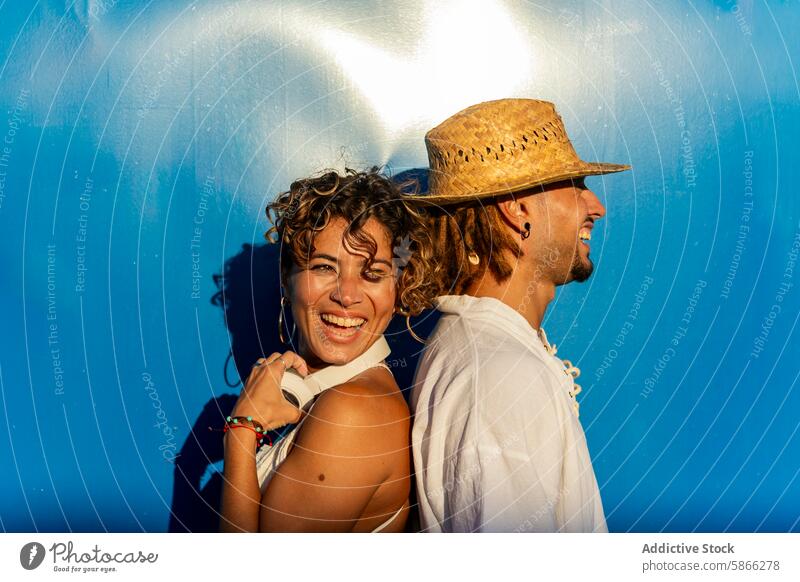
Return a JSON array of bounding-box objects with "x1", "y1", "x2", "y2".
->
[{"x1": 411, "y1": 295, "x2": 607, "y2": 532}]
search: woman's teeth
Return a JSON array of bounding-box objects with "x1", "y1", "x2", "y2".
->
[
  {"x1": 320, "y1": 313, "x2": 365, "y2": 328},
  {"x1": 579, "y1": 228, "x2": 592, "y2": 242}
]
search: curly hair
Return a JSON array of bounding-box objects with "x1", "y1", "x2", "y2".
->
[{"x1": 265, "y1": 167, "x2": 439, "y2": 316}]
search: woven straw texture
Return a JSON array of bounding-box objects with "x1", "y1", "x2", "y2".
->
[{"x1": 413, "y1": 99, "x2": 630, "y2": 204}]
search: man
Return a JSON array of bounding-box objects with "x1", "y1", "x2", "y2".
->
[{"x1": 410, "y1": 98, "x2": 630, "y2": 532}]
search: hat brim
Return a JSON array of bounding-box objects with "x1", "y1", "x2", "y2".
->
[{"x1": 404, "y1": 161, "x2": 630, "y2": 205}]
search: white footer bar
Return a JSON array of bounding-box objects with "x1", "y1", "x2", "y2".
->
[{"x1": 2, "y1": 533, "x2": 798, "y2": 581}]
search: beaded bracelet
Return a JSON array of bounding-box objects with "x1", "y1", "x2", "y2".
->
[
  {"x1": 223, "y1": 416, "x2": 273, "y2": 450},
  {"x1": 226, "y1": 415, "x2": 265, "y2": 432}
]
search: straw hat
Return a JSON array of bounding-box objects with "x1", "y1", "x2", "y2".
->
[{"x1": 413, "y1": 98, "x2": 630, "y2": 204}]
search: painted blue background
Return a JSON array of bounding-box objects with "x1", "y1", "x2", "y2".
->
[{"x1": 1, "y1": 0, "x2": 798, "y2": 532}]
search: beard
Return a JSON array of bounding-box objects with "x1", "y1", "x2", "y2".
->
[{"x1": 569, "y1": 248, "x2": 594, "y2": 282}]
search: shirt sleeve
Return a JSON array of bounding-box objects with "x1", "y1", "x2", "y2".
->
[{"x1": 463, "y1": 350, "x2": 569, "y2": 532}]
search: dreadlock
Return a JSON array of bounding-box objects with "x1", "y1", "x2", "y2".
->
[{"x1": 428, "y1": 198, "x2": 520, "y2": 296}]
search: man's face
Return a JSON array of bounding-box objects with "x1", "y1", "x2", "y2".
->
[{"x1": 524, "y1": 178, "x2": 607, "y2": 285}]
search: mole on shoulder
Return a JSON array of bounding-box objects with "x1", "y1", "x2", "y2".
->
[{"x1": 318, "y1": 473, "x2": 325, "y2": 481}]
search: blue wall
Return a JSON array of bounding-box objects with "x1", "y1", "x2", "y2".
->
[{"x1": 1, "y1": 0, "x2": 798, "y2": 532}]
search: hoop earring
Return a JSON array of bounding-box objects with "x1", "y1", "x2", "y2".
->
[
  {"x1": 521, "y1": 222, "x2": 531, "y2": 240},
  {"x1": 223, "y1": 349, "x2": 241, "y2": 388},
  {"x1": 406, "y1": 314, "x2": 425, "y2": 344},
  {"x1": 278, "y1": 296, "x2": 295, "y2": 345}
]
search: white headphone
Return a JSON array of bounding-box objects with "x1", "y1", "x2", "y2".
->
[{"x1": 280, "y1": 336, "x2": 391, "y2": 411}]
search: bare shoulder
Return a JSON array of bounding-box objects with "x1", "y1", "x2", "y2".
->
[
  {"x1": 312, "y1": 366, "x2": 409, "y2": 429},
  {"x1": 261, "y1": 366, "x2": 411, "y2": 530},
  {"x1": 294, "y1": 367, "x2": 409, "y2": 457}
]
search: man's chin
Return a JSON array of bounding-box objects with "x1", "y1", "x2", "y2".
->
[{"x1": 570, "y1": 257, "x2": 594, "y2": 283}]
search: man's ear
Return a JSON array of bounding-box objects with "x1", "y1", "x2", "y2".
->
[{"x1": 496, "y1": 196, "x2": 530, "y2": 233}]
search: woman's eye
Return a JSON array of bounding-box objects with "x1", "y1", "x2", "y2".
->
[
  {"x1": 363, "y1": 269, "x2": 389, "y2": 281},
  {"x1": 310, "y1": 264, "x2": 335, "y2": 273}
]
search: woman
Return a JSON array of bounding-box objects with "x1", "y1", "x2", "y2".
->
[{"x1": 220, "y1": 168, "x2": 436, "y2": 532}]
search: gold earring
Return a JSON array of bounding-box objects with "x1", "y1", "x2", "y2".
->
[
  {"x1": 278, "y1": 296, "x2": 289, "y2": 344},
  {"x1": 468, "y1": 250, "x2": 480, "y2": 265},
  {"x1": 406, "y1": 314, "x2": 425, "y2": 344}
]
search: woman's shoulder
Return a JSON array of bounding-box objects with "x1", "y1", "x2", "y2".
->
[{"x1": 310, "y1": 366, "x2": 409, "y2": 432}]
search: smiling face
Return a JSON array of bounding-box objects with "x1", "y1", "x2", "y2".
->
[
  {"x1": 525, "y1": 178, "x2": 606, "y2": 285},
  {"x1": 285, "y1": 216, "x2": 397, "y2": 370}
]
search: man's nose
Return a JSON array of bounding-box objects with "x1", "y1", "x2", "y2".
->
[
  {"x1": 584, "y1": 188, "x2": 606, "y2": 220},
  {"x1": 330, "y1": 271, "x2": 363, "y2": 307}
]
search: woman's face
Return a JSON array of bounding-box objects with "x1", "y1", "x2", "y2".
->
[{"x1": 286, "y1": 216, "x2": 397, "y2": 370}]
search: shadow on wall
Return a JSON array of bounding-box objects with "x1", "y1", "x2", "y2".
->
[
  {"x1": 168, "y1": 242, "x2": 283, "y2": 533},
  {"x1": 168, "y1": 225, "x2": 439, "y2": 531}
]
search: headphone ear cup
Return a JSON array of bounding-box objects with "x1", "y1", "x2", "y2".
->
[
  {"x1": 281, "y1": 390, "x2": 301, "y2": 408},
  {"x1": 281, "y1": 371, "x2": 315, "y2": 410}
]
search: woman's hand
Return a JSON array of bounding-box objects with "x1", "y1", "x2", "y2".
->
[{"x1": 231, "y1": 351, "x2": 308, "y2": 430}]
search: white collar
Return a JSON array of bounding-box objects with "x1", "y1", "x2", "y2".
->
[{"x1": 435, "y1": 294, "x2": 547, "y2": 351}]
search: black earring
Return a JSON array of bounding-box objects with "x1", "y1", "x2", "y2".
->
[{"x1": 521, "y1": 222, "x2": 531, "y2": 240}]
